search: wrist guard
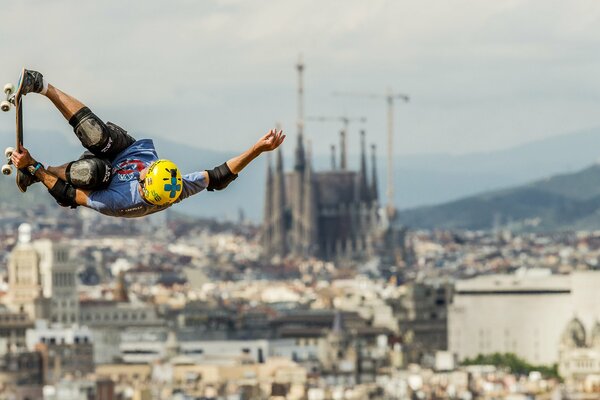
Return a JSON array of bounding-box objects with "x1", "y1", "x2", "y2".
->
[
  {"x1": 27, "y1": 162, "x2": 43, "y2": 176},
  {"x1": 206, "y1": 162, "x2": 238, "y2": 191}
]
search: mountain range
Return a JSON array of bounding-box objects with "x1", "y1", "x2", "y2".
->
[{"x1": 398, "y1": 164, "x2": 600, "y2": 231}]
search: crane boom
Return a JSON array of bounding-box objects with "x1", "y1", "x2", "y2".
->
[
  {"x1": 332, "y1": 88, "x2": 410, "y2": 219},
  {"x1": 306, "y1": 115, "x2": 367, "y2": 171}
]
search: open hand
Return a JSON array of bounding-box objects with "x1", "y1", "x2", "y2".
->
[
  {"x1": 11, "y1": 144, "x2": 36, "y2": 169},
  {"x1": 253, "y1": 129, "x2": 286, "y2": 153}
]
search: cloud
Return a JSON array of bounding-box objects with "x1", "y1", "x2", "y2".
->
[{"x1": 2, "y1": 0, "x2": 600, "y2": 156}]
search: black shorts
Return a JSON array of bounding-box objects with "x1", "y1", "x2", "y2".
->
[
  {"x1": 69, "y1": 107, "x2": 136, "y2": 161},
  {"x1": 65, "y1": 107, "x2": 136, "y2": 189}
]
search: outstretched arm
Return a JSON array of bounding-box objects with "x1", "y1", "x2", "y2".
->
[
  {"x1": 203, "y1": 129, "x2": 285, "y2": 191},
  {"x1": 11, "y1": 145, "x2": 91, "y2": 206},
  {"x1": 226, "y1": 129, "x2": 285, "y2": 174}
]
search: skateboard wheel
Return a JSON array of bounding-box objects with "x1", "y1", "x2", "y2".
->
[
  {"x1": 3, "y1": 84, "x2": 14, "y2": 96},
  {"x1": 1, "y1": 164, "x2": 11, "y2": 176},
  {"x1": 0, "y1": 100, "x2": 10, "y2": 112},
  {"x1": 4, "y1": 147, "x2": 14, "y2": 159}
]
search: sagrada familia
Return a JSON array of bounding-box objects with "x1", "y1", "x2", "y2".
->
[{"x1": 262, "y1": 59, "x2": 385, "y2": 261}]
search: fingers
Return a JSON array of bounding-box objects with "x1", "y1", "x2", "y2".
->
[
  {"x1": 10, "y1": 152, "x2": 21, "y2": 167},
  {"x1": 260, "y1": 128, "x2": 285, "y2": 151},
  {"x1": 266, "y1": 129, "x2": 276, "y2": 138},
  {"x1": 274, "y1": 130, "x2": 284, "y2": 147}
]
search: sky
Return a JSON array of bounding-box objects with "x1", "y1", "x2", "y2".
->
[{"x1": 3, "y1": 0, "x2": 600, "y2": 160}]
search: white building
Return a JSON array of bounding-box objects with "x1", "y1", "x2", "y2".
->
[
  {"x1": 118, "y1": 330, "x2": 269, "y2": 365},
  {"x1": 25, "y1": 320, "x2": 92, "y2": 350},
  {"x1": 6, "y1": 226, "x2": 79, "y2": 324},
  {"x1": 79, "y1": 300, "x2": 165, "y2": 364},
  {"x1": 449, "y1": 270, "x2": 600, "y2": 365},
  {"x1": 120, "y1": 329, "x2": 170, "y2": 364},
  {"x1": 558, "y1": 317, "x2": 600, "y2": 390},
  {"x1": 179, "y1": 339, "x2": 269, "y2": 364},
  {"x1": 6, "y1": 224, "x2": 43, "y2": 319},
  {"x1": 33, "y1": 239, "x2": 79, "y2": 324}
]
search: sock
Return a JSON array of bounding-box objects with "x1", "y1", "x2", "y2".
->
[{"x1": 40, "y1": 79, "x2": 48, "y2": 95}]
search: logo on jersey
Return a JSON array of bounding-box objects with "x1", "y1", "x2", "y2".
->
[{"x1": 114, "y1": 159, "x2": 147, "y2": 182}]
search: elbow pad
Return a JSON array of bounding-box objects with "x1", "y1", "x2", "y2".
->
[
  {"x1": 49, "y1": 180, "x2": 78, "y2": 209},
  {"x1": 205, "y1": 162, "x2": 238, "y2": 191}
]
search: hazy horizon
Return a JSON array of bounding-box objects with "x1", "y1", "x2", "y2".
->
[{"x1": 4, "y1": 1, "x2": 600, "y2": 161}]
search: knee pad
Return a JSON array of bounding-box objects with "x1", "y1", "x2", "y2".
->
[
  {"x1": 69, "y1": 107, "x2": 112, "y2": 153},
  {"x1": 49, "y1": 180, "x2": 78, "y2": 209},
  {"x1": 66, "y1": 157, "x2": 112, "y2": 190}
]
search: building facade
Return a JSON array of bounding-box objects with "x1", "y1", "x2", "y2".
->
[
  {"x1": 389, "y1": 282, "x2": 453, "y2": 364},
  {"x1": 33, "y1": 239, "x2": 80, "y2": 325},
  {"x1": 262, "y1": 130, "x2": 380, "y2": 261},
  {"x1": 449, "y1": 270, "x2": 600, "y2": 365},
  {"x1": 5, "y1": 226, "x2": 79, "y2": 324},
  {"x1": 0, "y1": 307, "x2": 34, "y2": 353}
]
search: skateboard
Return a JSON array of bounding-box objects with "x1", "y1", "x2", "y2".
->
[{"x1": 1, "y1": 68, "x2": 27, "y2": 192}]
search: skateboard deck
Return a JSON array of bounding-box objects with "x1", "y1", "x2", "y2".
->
[{"x1": 1, "y1": 68, "x2": 27, "y2": 192}]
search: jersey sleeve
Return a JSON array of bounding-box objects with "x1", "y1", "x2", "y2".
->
[
  {"x1": 177, "y1": 171, "x2": 209, "y2": 202},
  {"x1": 86, "y1": 189, "x2": 130, "y2": 216}
]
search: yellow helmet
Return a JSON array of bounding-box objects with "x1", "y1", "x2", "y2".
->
[{"x1": 141, "y1": 159, "x2": 183, "y2": 206}]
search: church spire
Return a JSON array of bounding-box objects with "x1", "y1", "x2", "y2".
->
[
  {"x1": 303, "y1": 140, "x2": 317, "y2": 255},
  {"x1": 262, "y1": 154, "x2": 273, "y2": 255},
  {"x1": 330, "y1": 144, "x2": 337, "y2": 170},
  {"x1": 359, "y1": 130, "x2": 370, "y2": 202},
  {"x1": 272, "y1": 148, "x2": 287, "y2": 255},
  {"x1": 295, "y1": 55, "x2": 306, "y2": 172},
  {"x1": 370, "y1": 144, "x2": 379, "y2": 202},
  {"x1": 295, "y1": 135, "x2": 306, "y2": 172},
  {"x1": 339, "y1": 129, "x2": 347, "y2": 170}
]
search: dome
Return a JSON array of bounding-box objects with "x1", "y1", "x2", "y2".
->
[
  {"x1": 17, "y1": 223, "x2": 32, "y2": 244},
  {"x1": 561, "y1": 317, "x2": 586, "y2": 348},
  {"x1": 591, "y1": 321, "x2": 600, "y2": 348}
]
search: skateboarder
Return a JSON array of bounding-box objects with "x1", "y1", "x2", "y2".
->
[{"x1": 10, "y1": 69, "x2": 285, "y2": 218}]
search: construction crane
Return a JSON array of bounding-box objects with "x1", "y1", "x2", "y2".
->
[
  {"x1": 306, "y1": 115, "x2": 367, "y2": 170},
  {"x1": 333, "y1": 89, "x2": 410, "y2": 219}
]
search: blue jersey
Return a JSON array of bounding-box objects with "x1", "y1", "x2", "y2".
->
[{"x1": 86, "y1": 139, "x2": 208, "y2": 218}]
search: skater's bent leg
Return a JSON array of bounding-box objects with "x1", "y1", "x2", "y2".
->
[
  {"x1": 44, "y1": 84, "x2": 86, "y2": 120},
  {"x1": 43, "y1": 84, "x2": 135, "y2": 159},
  {"x1": 49, "y1": 155, "x2": 112, "y2": 190},
  {"x1": 66, "y1": 156, "x2": 112, "y2": 190},
  {"x1": 47, "y1": 164, "x2": 68, "y2": 181}
]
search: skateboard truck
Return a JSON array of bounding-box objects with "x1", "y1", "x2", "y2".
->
[
  {"x1": 1, "y1": 84, "x2": 15, "y2": 112},
  {"x1": 2, "y1": 147, "x2": 14, "y2": 175},
  {"x1": 1, "y1": 83, "x2": 16, "y2": 175}
]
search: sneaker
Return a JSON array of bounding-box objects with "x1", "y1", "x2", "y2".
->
[
  {"x1": 16, "y1": 169, "x2": 40, "y2": 193},
  {"x1": 17, "y1": 68, "x2": 44, "y2": 95}
]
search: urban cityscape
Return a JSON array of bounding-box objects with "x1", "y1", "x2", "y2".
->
[
  {"x1": 2, "y1": 58, "x2": 600, "y2": 399},
  {"x1": 5, "y1": 2, "x2": 600, "y2": 399}
]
